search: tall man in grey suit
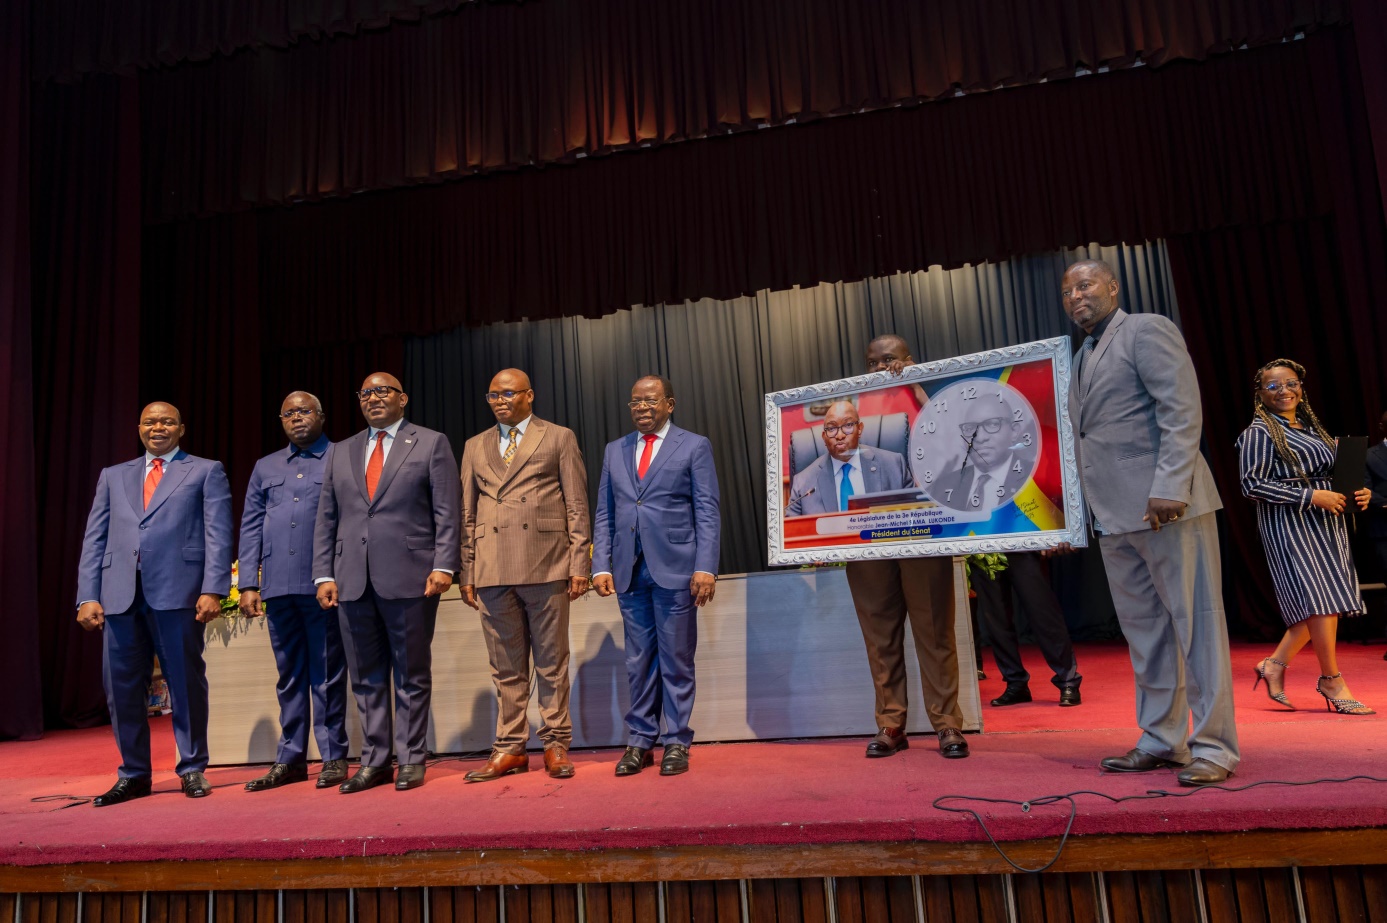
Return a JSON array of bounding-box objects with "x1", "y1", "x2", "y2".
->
[
  {"x1": 459, "y1": 369, "x2": 591, "y2": 782},
  {"x1": 788, "y1": 390, "x2": 968, "y2": 760},
  {"x1": 76, "y1": 402, "x2": 232, "y2": 805},
  {"x1": 1060, "y1": 259, "x2": 1237, "y2": 786},
  {"x1": 313, "y1": 373, "x2": 461, "y2": 793}
]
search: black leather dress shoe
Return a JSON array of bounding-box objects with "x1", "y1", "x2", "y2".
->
[
  {"x1": 395, "y1": 764, "x2": 426, "y2": 791},
  {"x1": 615, "y1": 746, "x2": 653, "y2": 776},
  {"x1": 93, "y1": 777, "x2": 152, "y2": 808},
  {"x1": 865, "y1": 727, "x2": 908, "y2": 758},
  {"x1": 316, "y1": 759, "x2": 349, "y2": 789},
  {"x1": 1100, "y1": 748, "x2": 1181, "y2": 773},
  {"x1": 245, "y1": 762, "x2": 308, "y2": 792},
  {"x1": 1058, "y1": 685, "x2": 1082, "y2": 707},
  {"x1": 339, "y1": 765, "x2": 394, "y2": 794},
  {"x1": 180, "y1": 771, "x2": 213, "y2": 798},
  {"x1": 938, "y1": 728, "x2": 970, "y2": 759},
  {"x1": 1177, "y1": 758, "x2": 1231, "y2": 787},
  {"x1": 660, "y1": 744, "x2": 690, "y2": 776},
  {"x1": 990, "y1": 683, "x2": 1032, "y2": 707}
]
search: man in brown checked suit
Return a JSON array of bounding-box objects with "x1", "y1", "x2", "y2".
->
[{"x1": 459, "y1": 369, "x2": 592, "y2": 782}]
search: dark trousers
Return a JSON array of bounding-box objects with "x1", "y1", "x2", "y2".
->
[
  {"x1": 265, "y1": 593, "x2": 349, "y2": 764},
  {"x1": 338, "y1": 584, "x2": 439, "y2": 767},
  {"x1": 973, "y1": 552, "x2": 1081, "y2": 689},
  {"x1": 103, "y1": 577, "x2": 209, "y2": 779},
  {"x1": 618, "y1": 556, "x2": 698, "y2": 749}
]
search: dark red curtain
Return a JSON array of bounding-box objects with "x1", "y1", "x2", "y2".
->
[
  {"x1": 135, "y1": 0, "x2": 1348, "y2": 221},
  {"x1": 0, "y1": 0, "x2": 43, "y2": 740},
  {"x1": 212, "y1": 35, "x2": 1337, "y2": 336},
  {"x1": 30, "y1": 74, "x2": 143, "y2": 730}
]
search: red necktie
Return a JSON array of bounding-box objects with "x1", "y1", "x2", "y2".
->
[
  {"x1": 143, "y1": 458, "x2": 163, "y2": 509},
  {"x1": 637, "y1": 433, "x2": 657, "y2": 479},
  {"x1": 366, "y1": 431, "x2": 386, "y2": 500}
]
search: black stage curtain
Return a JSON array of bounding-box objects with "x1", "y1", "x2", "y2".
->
[
  {"x1": 133, "y1": 0, "x2": 1347, "y2": 221},
  {"x1": 28, "y1": 75, "x2": 144, "y2": 732},
  {"x1": 0, "y1": 0, "x2": 43, "y2": 740},
  {"x1": 404, "y1": 241, "x2": 1177, "y2": 640}
]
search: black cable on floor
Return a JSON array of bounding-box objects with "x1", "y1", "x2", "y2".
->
[{"x1": 932, "y1": 774, "x2": 1387, "y2": 874}]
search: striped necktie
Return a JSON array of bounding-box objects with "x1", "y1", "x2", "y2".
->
[{"x1": 502, "y1": 427, "x2": 520, "y2": 466}]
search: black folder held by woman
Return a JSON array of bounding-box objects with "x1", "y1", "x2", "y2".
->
[{"x1": 1333, "y1": 436, "x2": 1369, "y2": 497}]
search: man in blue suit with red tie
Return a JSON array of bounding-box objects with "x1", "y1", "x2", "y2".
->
[
  {"x1": 593, "y1": 376, "x2": 720, "y2": 777},
  {"x1": 76, "y1": 402, "x2": 233, "y2": 806}
]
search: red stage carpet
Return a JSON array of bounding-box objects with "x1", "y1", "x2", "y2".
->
[{"x1": 4, "y1": 641, "x2": 1387, "y2": 867}]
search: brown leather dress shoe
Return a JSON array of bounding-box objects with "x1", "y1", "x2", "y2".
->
[
  {"x1": 1177, "y1": 758, "x2": 1231, "y2": 787},
  {"x1": 1099, "y1": 748, "x2": 1182, "y2": 773},
  {"x1": 544, "y1": 746, "x2": 576, "y2": 779},
  {"x1": 465, "y1": 751, "x2": 529, "y2": 783},
  {"x1": 937, "y1": 728, "x2": 970, "y2": 759},
  {"x1": 865, "y1": 727, "x2": 908, "y2": 758}
]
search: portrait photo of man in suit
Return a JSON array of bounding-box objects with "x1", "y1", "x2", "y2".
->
[
  {"x1": 237, "y1": 391, "x2": 349, "y2": 792},
  {"x1": 1060, "y1": 259, "x2": 1236, "y2": 787},
  {"x1": 786, "y1": 401, "x2": 911, "y2": 517},
  {"x1": 312, "y1": 373, "x2": 461, "y2": 793},
  {"x1": 592, "y1": 376, "x2": 721, "y2": 777},
  {"x1": 459, "y1": 369, "x2": 591, "y2": 783},
  {"x1": 932, "y1": 391, "x2": 1036, "y2": 514},
  {"x1": 76, "y1": 402, "x2": 233, "y2": 806}
]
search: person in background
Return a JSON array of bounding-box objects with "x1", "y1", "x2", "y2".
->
[{"x1": 1238, "y1": 359, "x2": 1373, "y2": 715}]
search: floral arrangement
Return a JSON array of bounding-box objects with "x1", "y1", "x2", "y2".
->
[
  {"x1": 220, "y1": 560, "x2": 243, "y2": 617},
  {"x1": 964, "y1": 552, "x2": 1009, "y2": 596}
]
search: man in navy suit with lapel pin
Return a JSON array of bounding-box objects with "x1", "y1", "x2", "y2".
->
[
  {"x1": 593, "y1": 376, "x2": 721, "y2": 777},
  {"x1": 76, "y1": 402, "x2": 233, "y2": 806},
  {"x1": 313, "y1": 373, "x2": 460, "y2": 793},
  {"x1": 237, "y1": 391, "x2": 349, "y2": 792}
]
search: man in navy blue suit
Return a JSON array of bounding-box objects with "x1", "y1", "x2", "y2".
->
[
  {"x1": 76, "y1": 402, "x2": 233, "y2": 806},
  {"x1": 237, "y1": 391, "x2": 349, "y2": 792},
  {"x1": 314, "y1": 373, "x2": 460, "y2": 793},
  {"x1": 593, "y1": 375, "x2": 720, "y2": 777}
]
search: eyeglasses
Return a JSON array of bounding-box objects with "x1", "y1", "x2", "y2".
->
[
  {"x1": 628, "y1": 398, "x2": 667, "y2": 409},
  {"x1": 356, "y1": 386, "x2": 402, "y2": 401},
  {"x1": 1261, "y1": 379, "x2": 1302, "y2": 393},
  {"x1": 485, "y1": 390, "x2": 531, "y2": 403},
  {"x1": 822, "y1": 422, "x2": 860, "y2": 437},
  {"x1": 959, "y1": 418, "x2": 1006, "y2": 437},
  {"x1": 279, "y1": 408, "x2": 320, "y2": 419}
]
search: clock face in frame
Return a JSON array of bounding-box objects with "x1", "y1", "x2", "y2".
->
[{"x1": 907, "y1": 379, "x2": 1041, "y2": 513}]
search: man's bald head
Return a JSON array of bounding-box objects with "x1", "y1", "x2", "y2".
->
[
  {"x1": 138, "y1": 402, "x2": 185, "y2": 455},
  {"x1": 487, "y1": 368, "x2": 535, "y2": 426},
  {"x1": 820, "y1": 400, "x2": 862, "y2": 462},
  {"x1": 358, "y1": 372, "x2": 408, "y2": 428}
]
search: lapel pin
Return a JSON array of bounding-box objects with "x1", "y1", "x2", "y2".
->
[{"x1": 405, "y1": 439, "x2": 413, "y2": 444}]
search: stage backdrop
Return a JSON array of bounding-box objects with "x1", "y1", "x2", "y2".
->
[{"x1": 404, "y1": 240, "x2": 1178, "y2": 642}]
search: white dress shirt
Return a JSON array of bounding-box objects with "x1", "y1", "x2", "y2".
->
[
  {"x1": 498, "y1": 414, "x2": 533, "y2": 455},
  {"x1": 633, "y1": 419, "x2": 672, "y2": 469},
  {"x1": 830, "y1": 452, "x2": 866, "y2": 511},
  {"x1": 145, "y1": 445, "x2": 180, "y2": 479},
  {"x1": 364, "y1": 417, "x2": 405, "y2": 472}
]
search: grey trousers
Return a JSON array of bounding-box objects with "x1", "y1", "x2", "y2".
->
[
  {"x1": 1099, "y1": 512, "x2": 1239, "y2": 771},
  {"x1": 477, "y1": 580, "x2": 573, "y2": 753}
]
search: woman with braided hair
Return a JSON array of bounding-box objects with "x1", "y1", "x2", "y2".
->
[{"x1": 1236, "y1": 358, "x2": 1374, "y2": 715}]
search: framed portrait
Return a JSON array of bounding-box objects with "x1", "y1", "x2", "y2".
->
[{"x1": 765, "y1": 337, "x2": 1087, "y2": 565}]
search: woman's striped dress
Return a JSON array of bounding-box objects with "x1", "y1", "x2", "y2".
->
[{"x1": 1236, "y1": 416, "x2": 1365, "y2": 626}]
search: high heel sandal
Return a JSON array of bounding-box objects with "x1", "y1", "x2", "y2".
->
[
  {"x1": 1315, "y1": 673, "x2": 1376, "y2": 715},
  {"x1": 1253, "y1": 657, "x2": 1295, "y2": 710}
]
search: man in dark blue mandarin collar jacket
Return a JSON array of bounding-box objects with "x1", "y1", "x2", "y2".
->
[{"x1": 237, "y1": 391, "x2": 349, "y2": 792}]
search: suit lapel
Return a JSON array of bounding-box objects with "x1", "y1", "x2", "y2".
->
[
  {"x1": 637, "y1": 427, "x2": 684, "y2": 495},
  {"x1": 621, "y1": 432, "x2": 640, "y2": 491},
  {"x1": 1080, "y1": 310, "x2": 1126, "y2": 404},
  {"x1": 142, "y1": 450, "x2": 191, "y2": 521},
  {"x1": 815, "y1": 457, "x2": 838, "y2": 509},
  {"x1": 348, "y1": 430, "x2": 372, "y2": 505},
  {"x1": 370, "y1": 423, "x2": 419, "y2": 506},
  {"x1": 500, "y1": 418, "x2": 547, "y2": 488},
  {"x1": 123, "y1": 458, "x2": 145, "y2": 516}
]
